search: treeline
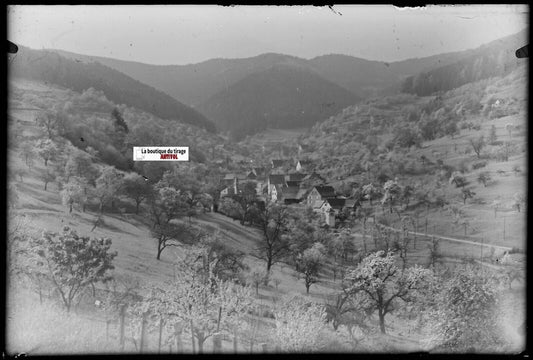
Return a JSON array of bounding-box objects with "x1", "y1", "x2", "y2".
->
[
  {"x1": 401, "y1": 33, "x2": 526, "y2": 96},
  {"x1": 8, "y1": 46, "x2": 216, "y2": 132}
]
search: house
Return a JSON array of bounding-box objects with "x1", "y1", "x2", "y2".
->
[
  {"x1": 306, "y1": 185, "x2": 336, "y2": 207},
  {"x1": 301, "y1": 171, "x2": 326, "y2": 187},
  {"x1": 285, "y1": 172, "x2": 307, "y2": 185},
  {"x1": 222, "y1": 173, "x2": 237, "y2": 185},
  {"x1": 246, "y1": 171, "x2": 257, "y2": 180},
  {"x1": 320, "y1": 198, "x2": 346, "y2": 215},
  {"x1": 344, "y1": 198, "x2": 360, "y2": 216},
  {"x1": 268, "y1": 174, "x2": 287, "y2": 196},
  {"x1": 270, "y1": 184, "x2": 284, "y2": 202},
  {"x1": 286, "y1": 180, "x2": 300, "y2": 188},
  {"x1": 252, "y1": 167, "x2": 267, "y2": 178},
  {"x1": 236, "y1": 179, "x2": 257, "y2": 195},
  {"x1": 222, "y1": 174, "x2": 238, "y2": 194},
  {"x1": 325, "y1": 208, "x2": 336, "y2": 227},
  {"x1": 271, "y1": 159, "x2": 291, "y2": 169},
  {"x1": 220, "y1": 186, "x2": 235, "y2": 198},
  {"x1": 281, "y1": 185, "x2": 301, "y2": 204},
  {"x1": 296, "y1": 159, "x2": 312, "y2": 172}
]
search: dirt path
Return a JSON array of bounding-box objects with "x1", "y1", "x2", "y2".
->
[{"x1": 377, "y1": 224, "x2": 513, "y2": 252}]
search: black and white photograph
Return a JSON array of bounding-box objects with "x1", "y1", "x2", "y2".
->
[{"x1": 6, "y1": 4, "x2": 528, "y2": 354}]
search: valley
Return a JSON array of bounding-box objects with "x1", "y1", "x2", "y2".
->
[{"x1": 6, "y1": 25, "x2": 527, "y2": 355}]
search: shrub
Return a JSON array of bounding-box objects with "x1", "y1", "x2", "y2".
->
[
  {"x1": 471, "y1": 161, "x2": 487, "y2": 170},
  {"x1": 508, "y1": 247, "x2": 524, "y2": 254}
]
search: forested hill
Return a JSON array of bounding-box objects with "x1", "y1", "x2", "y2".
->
[
  {"x1": 197, "y1": 63, "x2": 360, "y2": 140},
  {"x1": 400, "y1": 29, "x2": 527, "y2": 96},
  {"x1": 52, "y1": 51, "x2": 312, "y2": 107},
  {"x1": 8, "y1": 46, "x2": 216, "y2": 133}
]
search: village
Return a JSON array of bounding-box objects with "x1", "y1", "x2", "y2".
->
[{"x1": 218, "y1": 158, "x2": 358, "y2": 227}]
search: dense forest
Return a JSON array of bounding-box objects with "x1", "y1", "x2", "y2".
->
[
  {"x1": 198, "y1": 64, "x2": 359, "y2": 140},
  {"x1": 400, "y1": 30, "x2": 526, "y2": 96}
]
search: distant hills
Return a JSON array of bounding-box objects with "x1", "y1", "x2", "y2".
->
[
  {"x1": 400, "y1": 30, "x2": 528, "y2": 96},
  {"x1": 8, "y1": 46, "x2": 216, "y2": 133},
  {"x1": 51, "y1": 48, "x2": 480, "y2": 106},
  {"x1": 15, "y1": 28, "x2": 527, "y2": 140},
  {"x1": 196, "y1": 63, "x2": 359, "y2": 140}
]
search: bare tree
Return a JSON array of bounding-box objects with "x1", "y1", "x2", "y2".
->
[
  {"x1": 254, "y1": 202, "x2": 290, "y2": 273},
  {"x1": 469, "y1": 136, "x2": 485, "y2": 159}
]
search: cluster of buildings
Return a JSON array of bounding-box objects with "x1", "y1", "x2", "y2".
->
[{"x1": 219, "y1": 159, "x2": 358, "y2": 226}]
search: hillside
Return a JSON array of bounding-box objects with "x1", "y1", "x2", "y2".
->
[
  {"x1": 8, "y1": 46, "x2": 216, "y2": 133},
  {"x1": 307, "y1": 49, "x2": 478, "y2": 98},
  {"x1": 291, "y1": 63, "x2": 527, "y2": 248},
  {"x1": 53, "y1": 51, "x2": 313, "y2": 107},
  {"x1": 8, "y1": 78, "x2": 230, "y2": 175},
  {"x1": 197, "y1": 63, "x2": 360, "y2": 140},
  {"x1": 400, "y1": 29, "x2": 528, "y2": 96},
  {"x1": 50, "y1": 29, "x2": 527, "y2": 108}
]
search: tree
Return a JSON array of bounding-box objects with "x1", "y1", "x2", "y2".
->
[
  {"x1": 41, "y1": 169, "x2": 56, "y2": 191},
  {"x1": 427, "y1": 237, "x2": 444, "y2": 270},
  {"x1": 111, "y1": 107, "x2": 129, "y2": 133},
  {"x1": 159, "y1": 263, "x2": 254, "y2": 354},
  {"x1": 151, "y1": 222, "x2": 194, "y2": 260},
  {"x1": 60, "y1": 179, "x2": 88, "y2": 213},
  {"x1": 444, "y1": 120, "x2": 460, "y2": 139},
  {"x1": 121, "y1": 173, "x2": 152, "y2": 214},
  {"x1": 381, "y1": 179, "x2": 402, "y2": 216},
  {"x1": 400, "y1": 185, "x2": 415, "y2": 209},
  {"x1": 296, "y1": 242, "x2": 326, "y2": 294},
  {"x1": 344, "y1": 250, "x2": 432, "y2": 334},
  {"x1": 254, "y1": 203, "x2": 290, "y2": 273},
  {"x1": 449, "y1": 172, "x2": 468, "y2": 188},
  {"x1": 477, "y1": 172, "x2": 491, "y2": 187},
  {"x1": 426, "y1": 265, "x2": 506, "y2": 352},
  {"x1": 29, "y1": 226, "x2": 117, "y2": 312},
  {"x1": 488, "y1": 125, "x2": 497, "y2": 145},
  {"x1": 36, "y1": 111, "x2": 60, "y2": 139},
  {"x1": 235, "y1": 181, "x2": 258, "y2": 225},
  {"x1": 512, "y1": 192, "x2": 525, "y2": 212},
  {"x1": 35, "y1": 139, "x2": 59, "y2": 166},
  {"x1": 271, "y1": 293, "x2": 328, "y2": 352},
  {"x1": 395, "y1": 216, "x2": 415, "y2": 270},
  {"x1": 93, "y1": 167, "x2": 124, "y2": 213},
  {"x1": 196, "y1": 232, "x2": 247, "y2": 283},
  {"x1": 218, "y1": 197, "x2": 244, "y2": 220},
  {"x1": 498, "y1": 253, "x2": 524, "y2": 290},
  {"x1": 393, "y1": 124, "x2": 421, "y2": 148},
  {"x1": 64, "y1": 149, "x2": 99, "y2": 183},
  {"x1": 148, "y1": 185, "x2": 189, "y2": 228},
  {"x1": 19, "y1": 142, "x2": 35, "y2": 170},
  {"x1": 362, "y1": 183, "x2": 379, "y2": 206},
  {"x1": 461, "y1": 188, "x2": 476, "y2": 205},
  {"x1": 469, "y1": 136, "x2": 485, "y2": 159},
  {"x1": 247, "y1": 265, "x2": 268, "y2": 295}
]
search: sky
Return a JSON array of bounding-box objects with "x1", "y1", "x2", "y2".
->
[{"x1": 7, "y1": 5, "x2": 529, "y2": 66}]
